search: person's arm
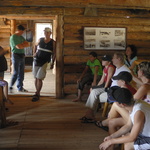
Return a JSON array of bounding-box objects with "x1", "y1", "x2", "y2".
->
[
  {"x1": 134, "y1": 84, "x2": 148, "y2": 100},
  {"x1": 97, "y1": 70, "x2": 105, "y2": 86},
  {"x1": 99, "y1": 111, "x2": 145, "y2": 150},
  {"x1": 92, "y1": 65, "x2": 99, "y2": 86},
  {"x1": 50, "y1": 40, "x2": 56, "y2": 69},
  {"x1": 131, "y1": 70, "x2": 143, "y2": 86},
  {"x1": 16, "y1": 41, "x2": 29, "y2": 49},
  {"x1": 33, "y1": 40, "x2": 40, "y2": 57},
  {"x1": 104, "y1": 66, "x2": 115, "y2": 89}
]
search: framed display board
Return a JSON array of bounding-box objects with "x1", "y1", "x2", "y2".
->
[{"x1": 84, "y1": 27, "x2": 126, "y2": 50}]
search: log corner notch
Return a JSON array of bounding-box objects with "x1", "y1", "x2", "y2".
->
[{"x1": 84, "y1": 7, "x2": 98, "y2": 16}]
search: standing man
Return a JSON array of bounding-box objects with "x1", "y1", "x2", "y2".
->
[
  {"x1": 32, "y1": 27, "x2": 56, "y2": 102},
  {"x1": 9, "y1": 25, "x2": 29, "y2": 92}
]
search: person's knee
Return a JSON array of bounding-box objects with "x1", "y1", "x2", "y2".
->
[
  {"x1": 124, "y1": 142, "x2": 134, "y2": 150},
  {"x1": 108, "y1": 119, "x2": 117, "y2": 128}
]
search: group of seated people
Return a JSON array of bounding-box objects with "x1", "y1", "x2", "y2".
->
[{"x1": 73, "y1": 45, "x2": 150, "y2": 150}]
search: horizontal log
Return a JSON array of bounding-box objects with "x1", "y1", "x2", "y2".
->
[
  {"x1": 63, "y1": 47, "x2": 121, "y2": 56},
  {"x1": 64, "y1": 74, "x2": 80, "y2": 84},
  {"x1": 0, "y1": 0, "x2": 150, "y2": 10},
  {"x1": 0, "y1": 32, "x2": 10, "y2": 38},
  {"x1": 64, "y1": 65, "x2": 85, "y2": 73},
  {"x1": 64, "y1": 84, "x2": 91, "y2": 94},
  {"x1": 64, "y1": 16, "x2": 150, "y2": 26}
]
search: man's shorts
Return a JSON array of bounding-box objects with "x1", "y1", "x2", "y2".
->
[
  {"x1": 32, "y1": 62, "x2": 48, "y2": 80},
  {"x1": 134, "y1": 134, "x2": 150, "y2": 150}
]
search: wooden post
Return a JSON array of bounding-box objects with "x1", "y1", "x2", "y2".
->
[
  {"x1": 10, "y1": 19, "x2": 16, "y2": 73},
  {"x1": 0, "y1": 87, "x2": 6, "y2": 128},
  {"x1": 56, "y1": 15, "x2": 64, "y2": 98}
]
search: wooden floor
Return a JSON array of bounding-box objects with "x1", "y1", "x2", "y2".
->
[{"x1": 0, "y1": 96, "x2": 110, "y2": 150}]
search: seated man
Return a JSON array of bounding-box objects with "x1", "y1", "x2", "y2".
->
[
  {"x1": 72, "y1": 52, "x2": 103, "y2": 102},
  {"x1": 95, "y1": 71, "x2": 136, "y2": 130},
  {"x1": 99, "y1": 87, "x2": 150, "y2": 150}
]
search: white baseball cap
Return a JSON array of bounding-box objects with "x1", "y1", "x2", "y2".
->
[{"x1": 44, "y1": 27, "x2": 51, "y2": 32}]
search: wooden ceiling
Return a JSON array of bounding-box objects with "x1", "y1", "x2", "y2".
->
[{"x1": 0, "y1": 0, "x2": 150, "y2": 10}]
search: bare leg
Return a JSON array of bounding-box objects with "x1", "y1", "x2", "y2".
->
[
  {"x1": 101, "y1": 102, "x2": 129, "y2": 126},
  {"x1": 3, "y1": 81, "x2": 13, "y2": 105},
  {"x1": 124, "y1": 142, "x2": 134, "y2": 150},
  {"x1": 35, "y1": 78, "x2": 43, "y2": 96},
  {"x1": 72, "y1": 89, "x2": 82, "y2": 102},
  {"x1": 84, "y1": 108, "x2": 95, "y2": 120},
  {"x1": 107, "y1": 117, "x2": 126, "y2": 149}
]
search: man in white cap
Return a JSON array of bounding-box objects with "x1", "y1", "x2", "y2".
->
[{"x1": 32, "y1": 27, "x2": 56, "y2": 102}]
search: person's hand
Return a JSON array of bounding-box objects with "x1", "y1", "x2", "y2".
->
[
  {"x1": 99, "y1": 139, "x2": 112, "y2": 150},
  {"x1": 50, "y1": 63, "x2": 54, "y2": 69},
  {"x1": 92, "y1": 82, "x2": 96, "y2": 87}
]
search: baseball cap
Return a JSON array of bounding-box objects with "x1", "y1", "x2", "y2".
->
[
  {"x1": 44, "y1": 27, "x2": 51, "y2": 32},
  {"x1": 111, "y1": 87, "x2": 133, "y2": 104},
  {"x1": 102, "y1": 55, "x2": 112, "y2": 61},
  {"x1": 112, "y1": 71, "x2": 132, "y2": 83}
]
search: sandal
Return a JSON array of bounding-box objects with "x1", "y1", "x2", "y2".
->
[
  {"x1": 6, "y1": 120, "x2": 19, "y2": 127},
  {"x1": 95, "y1": 121, "x2": 108, "y2": 131},
  {"x1": 32, "y1": 94, "x2": 40, "y2": 102},
  {"x1": 79, "y1": 116, "x2": 93, "y2": 121}
]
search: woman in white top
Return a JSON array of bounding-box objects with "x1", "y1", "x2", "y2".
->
[{"x1": 124, "y1": 45, "x2": 138, "y2": 73}]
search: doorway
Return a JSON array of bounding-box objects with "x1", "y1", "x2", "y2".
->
[{"x1": 3, "y1": 18, "x2": 57, "y2": 97}]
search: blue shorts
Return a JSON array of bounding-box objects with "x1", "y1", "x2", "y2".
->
[
  {"x1": 134, "y1": 134, "x2": 150, "y2": 150},
  {"x1": 0, "y1": 80, "x2": 7, "y2": 87}
]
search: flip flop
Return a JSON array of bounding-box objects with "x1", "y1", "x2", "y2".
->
[
  {"x1": 79, "y1": 116, "x2": 93, "y2": 121},
  {"x1": 95, "y1": 121, "x2": 108, "y2": 131}
]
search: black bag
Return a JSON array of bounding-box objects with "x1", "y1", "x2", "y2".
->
[
  {"x1": 92, "y1": 83, "x2": 105, "y2": 89},
  {"x1": 107, "y1": 86, "x2": 119, "y2": 103}
]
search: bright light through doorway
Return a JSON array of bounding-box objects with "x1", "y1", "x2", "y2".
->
[{"x1": 35, "y1": 23, "x2": 52, "y2": 42}]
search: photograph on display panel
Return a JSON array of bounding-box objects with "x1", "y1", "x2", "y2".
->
[{"x1": 84, "y1": 27, "x2": 126, "y2": 50}]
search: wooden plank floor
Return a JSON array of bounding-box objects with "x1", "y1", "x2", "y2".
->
[{"x1": 0, "y1": 96, "x2": 110, "y2": 150}]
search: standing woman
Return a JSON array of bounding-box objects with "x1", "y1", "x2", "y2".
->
[
  {"x1": 32, "y1": 27, "x2": 56, "y2": 102},
  {"x1": 125, "y1": 45, "x2": 137, "y2": 73}
]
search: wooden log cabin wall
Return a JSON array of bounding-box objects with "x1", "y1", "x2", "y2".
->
[{"x1": 0, "y1": 0, "x2": 150, "y2": 98}]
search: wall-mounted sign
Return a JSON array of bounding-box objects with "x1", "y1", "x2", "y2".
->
[{"x1": 84, "y1": 27, "x2": 126, "y2": 50}]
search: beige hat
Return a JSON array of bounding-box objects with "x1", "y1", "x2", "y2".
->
[{"x1": 44, "y1": 27, "x2": 51, "y2": 32}]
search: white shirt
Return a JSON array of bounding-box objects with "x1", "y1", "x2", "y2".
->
[{"x1": 111, "y1": 65, "x2": 130, "y2": 87}]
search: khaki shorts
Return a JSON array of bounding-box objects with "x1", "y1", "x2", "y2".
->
[{"x1": 32, "y1": 62, "x2": 48, "y2": 80}]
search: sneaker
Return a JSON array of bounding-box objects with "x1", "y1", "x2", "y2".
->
[
  {"x1": 18, "y1": 88, "x2": 28, "y2": 92},
  {"x1": 9, "y1": 87, "x2": 13, "y2": 93},
  {"x1": 32, "y1": 94, "x2": 40, "y2": 102}
]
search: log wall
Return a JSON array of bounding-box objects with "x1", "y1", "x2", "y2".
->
[
  {"x1": 0, "y1": 3, "x2": 150, "y2": 97},
  {"x1": 63, "y1": 8, "x2": 150, "y2": 95}
]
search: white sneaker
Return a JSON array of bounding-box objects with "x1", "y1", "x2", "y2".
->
[{"x1": 18, "y1": 88, "x2": 28, "y2": 92}]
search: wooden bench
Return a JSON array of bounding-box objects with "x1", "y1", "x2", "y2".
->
[{"x1": 0, "y1": 86, "x2": 6, "y2": 128}]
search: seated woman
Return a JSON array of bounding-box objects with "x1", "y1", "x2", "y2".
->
[
  {"x1": 0, "y1": 46, "x2": 13, "y2": 105},
  {"x1": 0, "y1": 80, "x2": 13, "y2": 105},
  {"x1": 124, "y1": 44, "x2": 138, "y2": 74},
  {"x1": 95, "y1": 61, "x2": 150, "y2": 132}
]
